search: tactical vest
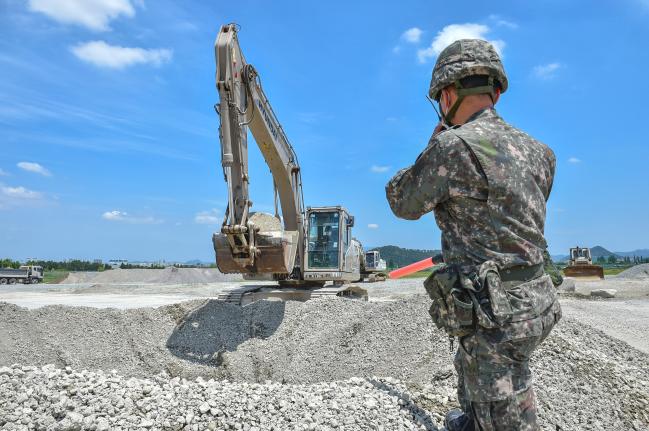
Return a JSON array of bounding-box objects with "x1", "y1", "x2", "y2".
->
[
  {"x1": 451, "y1": 116, "x2": 552, "y2": 269},
  {"x1": 425, "y1": 113, "x2": 558, "y2": 335}
]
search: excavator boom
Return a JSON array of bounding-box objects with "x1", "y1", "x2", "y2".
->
[
  {"x1": 211, "y1": 23, "x2": 363, "y2": 294},
  {"x1": 213, "y1": 23, "x2": 304, "y2": 277}
]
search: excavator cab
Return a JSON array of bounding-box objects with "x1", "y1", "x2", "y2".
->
[
  {"x1": 307, "y1": 211, "x2": 340, "y2": 269},
  {"x1": 304, "y1": 206, "x2": 360, "y2": 283}
]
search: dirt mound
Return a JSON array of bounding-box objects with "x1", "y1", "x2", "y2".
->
[
  {"x1": 63, "y1": 267, "x2": 242, "y2": 284},
  {"x1": 0, "y1": 297, "x2": 648, "y2": 430},
  {"x1": 615, "y1": 263, "x2": 649, "y2": 279}
]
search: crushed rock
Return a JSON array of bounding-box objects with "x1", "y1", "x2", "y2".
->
[
  {"x1": 590, "y1": 288, "x2": 617, "y2": 298},
  {"x1": 615, "y1": 263, "x2": 649, "y2": 279},
  {"x1": 0, "y1": 296, "x2": 648, "y2": 430},
  {"x1": 0, "y1": 366, "x2": 437, "y2": 430},
  {"x1": 62, "y1": 267, "x2": 242, "y2": 284}
]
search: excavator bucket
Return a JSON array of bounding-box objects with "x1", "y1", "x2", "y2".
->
[
  {"x1": 563, "y1": 265, "x2": 604, "y2": 280},
  {"x1": 213, "y1": 212, "x2": 299, "y2": 275}
]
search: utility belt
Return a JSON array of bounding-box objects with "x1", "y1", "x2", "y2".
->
[{"x1": 424, "y1": 261, "x2": 554, "y2": 337}]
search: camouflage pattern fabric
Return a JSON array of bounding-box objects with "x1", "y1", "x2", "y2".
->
[
  {"x1": 455, "y1": 301, "x2": 561, "y2": 431},
  {"x1": 429, "y1": 39, "x2": 508, "y2": 101},
  {"x1": 386, "y1": 107, "x2": 561, "y2": 430},
  {"x1": 386, "y1": 108, "x2": 555, "y2": 270}
]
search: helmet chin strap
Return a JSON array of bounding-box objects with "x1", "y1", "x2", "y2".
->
[
  {"x1": 426, "y1": 94, "x2": 451, "y2": 131},
  {"x1": 442, "y1": 77, "x2": 496, "y2": 126}
]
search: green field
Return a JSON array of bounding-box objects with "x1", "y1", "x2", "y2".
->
[
  {"x1": 43, "y1": 270, "x2": 69, "y2": 284},
  {"x1": 602, "y1": 266, "x2": 632, "y2": 276}
]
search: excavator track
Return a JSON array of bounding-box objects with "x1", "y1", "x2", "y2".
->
[{"x1": 216, "y1": 284, "x2": 368, "y2": 306}]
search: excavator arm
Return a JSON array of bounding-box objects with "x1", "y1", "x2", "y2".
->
[{"x1": 213, "y1": 23, "x2": 305, "y2": 278}]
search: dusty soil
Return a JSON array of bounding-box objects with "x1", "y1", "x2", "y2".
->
[
  {"x1": 63, "y1": 267, "x2": 242, "y2": 284},
  {"x1": 0, "y1": 277, "x2": 648, "y2": 430}
]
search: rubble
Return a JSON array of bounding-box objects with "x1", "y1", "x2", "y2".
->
[
  {"x1": 62, "y1": 267, "x2": 241, "y2": 284},
  {"x1": 0, "y1": 295, "x2": 648, "y2": 430},
  {"x1": 590, "y1": 288, "x2": 618, "y2": 298}
]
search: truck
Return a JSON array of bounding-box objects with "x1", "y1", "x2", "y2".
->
[
  {"x1": 0, "y1": 265, "x2": 44, "y2": 285},
  {"x1": 212, "y1": 23, "x2": 367, "y2": 305}
]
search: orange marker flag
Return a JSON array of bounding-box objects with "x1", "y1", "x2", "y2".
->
[{"x1": 389, "y1": 257, "x2": 435, "y2": 279}]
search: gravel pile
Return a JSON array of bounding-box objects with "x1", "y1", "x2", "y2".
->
[
  {"x1": 1, "y1": 296, "x2": 648, "y2": 430},
  {"x1": 0, "y1": 365, "x2": 436, "y2": 430},
  {"x1": 63, "y1": 268, "x2": 241, "y2": 284},
  {"x1": 615, "y1": 263, "x2": 649, "y2": 279}
]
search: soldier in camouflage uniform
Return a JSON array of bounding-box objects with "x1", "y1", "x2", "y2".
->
[{"x1": 385, "y1": 39, "x2": 562, "y2": 431}]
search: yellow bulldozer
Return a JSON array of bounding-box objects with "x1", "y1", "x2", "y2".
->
[{"x1": 563, "y1": 246, "x2": 604, "y2": 280}]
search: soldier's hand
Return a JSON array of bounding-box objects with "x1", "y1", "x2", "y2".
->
[{"x1": 433, "y1": 122, "x2": 446, "y2": 136}]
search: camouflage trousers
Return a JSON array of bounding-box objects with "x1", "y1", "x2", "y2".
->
[{"x1": 453, "y1": 300, "x2": 562, "y2": 431}]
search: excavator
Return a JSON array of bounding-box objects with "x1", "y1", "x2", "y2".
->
[
  {"x1": 212, "y1": 23, "x2": 367, "y2": 305},
  {"x1": 359, "y1": 251, "x2": 388, "y2": 282}
]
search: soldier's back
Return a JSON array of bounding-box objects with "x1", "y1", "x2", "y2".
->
[{"x1": 434, "y1": 108, "x2": 556, "y2": 268}]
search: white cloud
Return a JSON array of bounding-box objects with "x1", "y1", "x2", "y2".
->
[
  {"x1": 367, "y1": 223, "x2": 379, "y2": 229},
  {"x1": 0, "y1": 169, "x2": 9, "y2": 176},
  {"x1": 371, "y1": 165, "x2": 391, "y2": 173},
  {"x1": 401, "y1": 27, "x2": 423, "y2": 44},
  {"x1": 194, "y1": 209, "x2": 220, "y2": 225},
  {"x1": 568, "y1": 157, "x2": 581, "y2": 164},
  {"x1": 28, "y1": 0, "x2": 136, "y2": 31},
  {"x1": 0, "y1": 184, "x2": 45, "y2": 209},
  {"x1": 17, "y1": 162, "x2": 51, "y2": 176},
  {"x1": 533, "y1": 62, "x2": 562, "y2": 79},
  {"x1": 417, "y1": 23, "x2": 505, "y2": 63},
  {"x1": 102, "y1": 210, "x2": 162, "y2": 224},
  {"x1": 488, "y1": 15, "x2": 518, "y2": 29},
  {"x1": 1, "y1": 185, "x2": 42, "y2": 200},
  {"x1": 71, "y1": 41, "x2": 173, "y2": 69}
]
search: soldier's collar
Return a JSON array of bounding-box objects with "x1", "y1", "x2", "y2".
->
[{"x1": 465, "y1": 107, "x2": 497, "y2": 124}]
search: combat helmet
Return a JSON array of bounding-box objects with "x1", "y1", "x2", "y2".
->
[{"x1": 429, "y1": 39, "x2": 508, "y2": 124}]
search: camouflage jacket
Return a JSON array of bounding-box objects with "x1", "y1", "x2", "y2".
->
[{"x1": 386, "y1": 108, "x2": 556, "y2": 270}]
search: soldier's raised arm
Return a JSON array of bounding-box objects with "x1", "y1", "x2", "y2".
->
[{"x1": 385, "y1": 135, "x2": 453, "y2": 220}]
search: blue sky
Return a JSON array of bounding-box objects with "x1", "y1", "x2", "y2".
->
[{"x1": 1, "y1": 0, "x2": 649, "y2": 261}]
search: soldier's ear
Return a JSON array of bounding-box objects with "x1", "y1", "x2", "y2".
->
[
  {"x1": 440, "y1": 88, "x2": 451, "y2": 112},
  {"x1": 493, "y1": 88, "x2": 501, "y2": 105}
]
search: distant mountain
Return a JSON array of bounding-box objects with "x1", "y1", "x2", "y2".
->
[
  {"x1": 371, "y1": 245, "x2": 648, "y2": 267},
  {"x1": 553, "y1": 245, "x2": 634, "y2": 262},
  {"x1": 614, "y1": 249, "x2": 649, "y2": 258},
  {"x1": 551, "y1": 255, "x2": 570, "y2": 263},
  {"x1": 369, "y1": 245, "x2": 442, "y2": 269},
  {"x1": 589, "y1": 246, "x2": 621, "y2": 259}
]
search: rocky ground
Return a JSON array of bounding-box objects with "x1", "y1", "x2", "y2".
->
[
  {"x1": 0, "y1": 366, "x2": 435, "y2": 431},
  {"x1": 1, "y1": 286, "x2": 649, "y2": 430},
  {"x1": 63, "y1": 268, "x2": 242, "y2": 284}
]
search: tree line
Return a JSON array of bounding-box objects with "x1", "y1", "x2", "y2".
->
[
  {"x1": 0, "y1": 259, "x2": 108, "y2": 271},
  {"x1": 596, "y1": 256, "x2": 649, "y2": 264}
]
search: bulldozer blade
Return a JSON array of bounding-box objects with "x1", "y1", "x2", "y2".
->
[
  {"x1": 563, "y1": 265, "x2": 604, "y2": 280},
  {"x1": 213, "y1": 229, "x2": 298, "y2": 275}
]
